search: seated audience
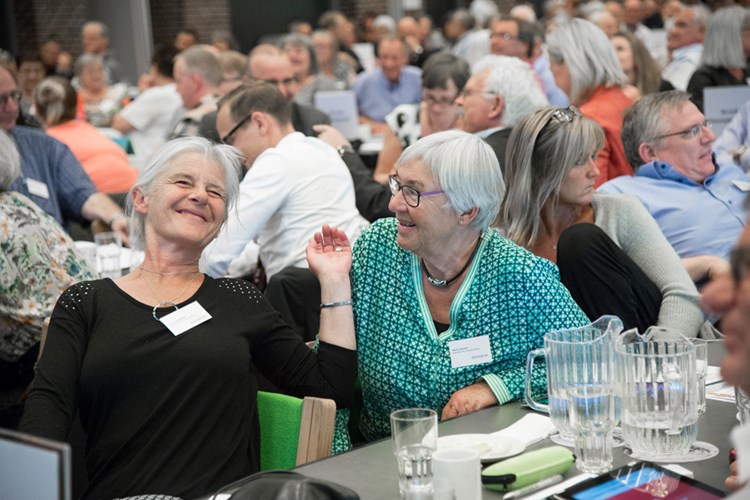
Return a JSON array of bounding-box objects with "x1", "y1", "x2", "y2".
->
[
  {"x1": 202, "y1": 82, "x2": 368, "y2": 280},
  {"x1": 373, "y1": 51, "x2": 469, "y2": 184},
  {"x1": 281, "y1": 34, "x2": 337, "y2": 107},
  {"x1": 39, "y1": 37, "x2": 73, "y2": 78},
  {"x1": 79, "y1": 21, "x2": 121, "y2": 84},
  {"x1": 445, "y1": 8, "x2": 491, "y2": 67},
  {"x1": 0, "y1": 65, "x2": 128, "y2": 240},
  {"x1": 714, "y1": 97, "x2": 750, "y2": 172},
  {"x1": 0, "y1": 131, "x2": 93, "y2": 428},
  {"x1": 112, "y1": 45, "x2": 184, "y2": 168},
  {"x1": 217, "y1": 50, "x2": 248, "y2": 95},
  {"x1": 397, "y1": 15, "x2": 440, "y2": 68},
  {"x1": 547, "y1": 18, "x2": 634, "y2": 186},
  {"x1": 174, "y1": 28, "x2": 199, "y2": 52},
  {"x1": 662, "y1": 5, "x2": 708, "y2": 91},
  {"x1": 611, "y1": 31, "x2": 665, "y2": 101},
  {"x1": 20, "y1": 137, "x2": 357, "y2": 499},
  {"x1": 599, "y1": 91, "x2": 747, "y2": 277},
  {"x1": 312, "y1": 29, "x2": 353, "y2": 88},
  {"x1": 502, "y1": 106, "x2": 703, "y2": 334},
  {"x1": 35, "y1": 77, "x2": 137, "y2": 194},
  {"x1": 352, "y1": 35, "x2": 422, "y2": 133},
  {"x1": 687, "y1": 6, "x2": 750, "y2": 112},
  {"x1": 210, "y1": 29, "x2": 238, "y2": 52},
  {"x1": 317, "y1": 10, "x2": 363, "y2": 74},
  {"x1": 334, "y1": 129, "x2": 589, "y2": 450},
  {"x1": 16, "y1": 52, "x2": 45, "y2": 118},
  {"x1": 74, "y1": 53, "x2": 129, "y2": 127},
  {"x1": 170, "y1": 46, "x2": 222, "y2": 138}
]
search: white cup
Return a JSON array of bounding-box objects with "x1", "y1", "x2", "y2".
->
[{"x1": 432, "y1": 448, "x2": 481, "y2": 500}]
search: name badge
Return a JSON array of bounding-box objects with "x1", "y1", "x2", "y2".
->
[
  {"x1": 26, "y1": 178, "x2": 50, "y2": 199},
  {"x1": 448, "y1": 335, "x2": 493, "y2": 369},
  {"x1": 160, "y1": 301, "x2": 212, "y2": 336},
  {"x1": 732, "y1": 180, "x2": 750, "y2": 192}
]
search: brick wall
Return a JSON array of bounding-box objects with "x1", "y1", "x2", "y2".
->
[{"x1": 12, "y1": 0, "x2": 87, "y2": 58}]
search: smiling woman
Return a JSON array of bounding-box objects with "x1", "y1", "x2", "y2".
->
[
  {"x1": 20, "y1": 136, "x2": 358, "y2": 499},
  {"x1": 501, "y1": 106, "x2": 704, "y2": 335}
]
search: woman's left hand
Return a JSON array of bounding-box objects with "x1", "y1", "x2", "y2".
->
[
  {"x1": 306, "y1": 224, "x2": 352, "y2": 280},
  {"x1": 441, "y1": 381, "x2": 498, "y2": 420}
]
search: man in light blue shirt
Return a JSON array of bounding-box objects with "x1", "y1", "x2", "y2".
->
[
  {"x1": 352, "y1": 35, "x2": 421, "y2": 132},
  {"x1": 599, "y1": 91, "x2": 747, "y2": 262}
]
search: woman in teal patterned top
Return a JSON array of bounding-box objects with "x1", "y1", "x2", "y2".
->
[{"x1": 338, "y1": 130, "x2": 589, "y2": 447}]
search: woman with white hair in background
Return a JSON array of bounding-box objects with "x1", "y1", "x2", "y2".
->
[
  {"x1": 20, "y1": 137, "x2": 357, "y2": 498},
  {"x1": 502, "y1": 107, "x2": 704, "y2": 335},
  {"x1": 333, "y1": 129, "x2": 588, "y2": 450},
  {"x1": 547, "y1": 18, "x2": 634, "y2": 186},
  {"x1": 687, "y1": 6, "x2": 750, "y2": 112},
  {"x1": 0, "y1": 130, "x2": 93, "y2": 428}
]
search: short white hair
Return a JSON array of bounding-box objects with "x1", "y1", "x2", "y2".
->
[
  {"x1": 473, "y1": 55, "x2": 549, "y2": 127},
  {"x1": 397, "y1": 130, "x2": 505, "y2": 231},
  {"x1": 510, "y1": 4, "x2": 538, "y2": 23}
]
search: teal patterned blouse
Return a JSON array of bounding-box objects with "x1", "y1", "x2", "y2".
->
[
  {"x1": 0, "y1": 192, "x2": 94, "y2": 362},
  {"x1": 332, "y1": 218, "x2": 589, "y2": 451}
]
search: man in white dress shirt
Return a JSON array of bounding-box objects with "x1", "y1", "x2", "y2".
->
[{"x1": 662, "y1": 5, "x2": 708, "y2": 91}]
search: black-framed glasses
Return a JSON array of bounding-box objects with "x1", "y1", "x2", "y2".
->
[
  {"x1": 0, "y1": 90, "x2": 22, "y2": 107},
  {"x1": 650, "y1": 120, "x2": 711, "y2": 142},
  {"x1": 221, "y1": 114, "x2": 253, "y2": 144},
  {"x1": 730, "y1": 246, "x2": 750, "y2": 283},
  {"x1": 490, "y1": 32, "x2": 519, "y2": 40},
  {"x1": 388, "y1": 175, "x2": 444, "y2": 208},
  {"x1": 549, "y1": 106, "x2": 582, "y2": 124}
]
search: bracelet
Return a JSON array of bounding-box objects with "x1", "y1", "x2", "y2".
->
[
  {"x1": 108, "y1": 212, "x2": 127, "y2": 226},
  {"x1": 320, "y1": 300, "x2": 353, "y2": 309}
]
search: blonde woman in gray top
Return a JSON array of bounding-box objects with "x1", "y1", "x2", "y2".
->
[{"x1": 501, "y1": 106, "x2": 704, "y2": 335}]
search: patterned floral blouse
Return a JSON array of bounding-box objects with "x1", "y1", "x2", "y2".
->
[
  {"x1": 332, "y1": 218, "x2": 589, "y2": 451},
  {"x1": 0, "y1": 191, "x2": 94, "y2": 362}
]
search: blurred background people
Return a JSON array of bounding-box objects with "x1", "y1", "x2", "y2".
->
[{"x1": 74, "y1": 53, "x2": 129, "y2": 128}]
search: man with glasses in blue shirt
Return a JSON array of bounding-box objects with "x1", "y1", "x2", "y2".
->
[{"x1": 599, "y1": 90, "x2": 747, "y2": 281}]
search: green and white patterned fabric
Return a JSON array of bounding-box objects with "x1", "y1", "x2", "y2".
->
[{"x1": 332, "y1": 218, "x2": 588, "y2": 452}]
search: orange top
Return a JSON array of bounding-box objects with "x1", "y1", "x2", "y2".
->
[
  {"x1": 46, "y1": 120, "x2": 138, "y2": 194},
  {"x1": 580, "y1": 85, "x2": 634, "y2": 187}
]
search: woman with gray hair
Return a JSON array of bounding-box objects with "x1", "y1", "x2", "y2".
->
[
  {"x1": 547, "y1": 18, "x2": 634, "y2": 186},
  {"x1": 21, "y1": 136, "x2": 357, "y2": 498},
  {"x1": 502, "y1": 106, "x2": 703, "y2": 335},
  {"x1": 74, "y1": 53, "x2": 129, "y2": 127},
  {"x1": 334, "y1": 129, "x2": 588, "y2": 449},
  {"x1": 687, "y1": 6, "x2": 750, "y2": 112},
  {"x1": 0, "y1": 130, "x2": 93, "y2": 427},
  {"x1": 281, "y1": 33, "x2": 337, "y2": 107}
]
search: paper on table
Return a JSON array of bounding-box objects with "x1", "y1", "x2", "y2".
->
[
  {"x1": 491, "y1": 413, "x2": 557, "y2": 446},
  {"x1": 707, "y1": 381, "x2": 736, "y2": 403}
]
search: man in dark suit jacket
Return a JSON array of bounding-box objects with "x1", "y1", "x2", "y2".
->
[{"x1": 200, "y1": 48, "x2": 330, "y2": 141}]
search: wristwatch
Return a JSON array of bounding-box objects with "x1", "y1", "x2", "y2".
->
[
  {"x1": 337, "y1": 144, "x2": 355, "y2": 157},
  {"x1": 733, "y1": 145, "x2": 748, "y2": 166}
]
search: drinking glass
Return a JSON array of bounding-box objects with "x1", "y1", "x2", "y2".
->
[
  {"x1": 737, "y1": 387, "x2": 750, "y2": 424},
  {"x1": 94, "y1": 232, "x2": 122, "y2": 279},
  {"x1": 391, "y1": 408, "x2": 438, "y2": 499},
  {"x1": 568, "y1": 385, "x2": 617, "y2": 474},
  {"x1": 691, "y1": 338, "x2": 708, "y2": 416}
]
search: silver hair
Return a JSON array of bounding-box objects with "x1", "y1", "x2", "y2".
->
[
  {"x1": 510, "y1": 4, "x2": 538, "y2": 23},
  {"x1": 701, "y1": 6, "x2": 750, "y2": 68},
  {"x1": 472, "y1": 55, "x2": 549, "y2": 127},
  {"x1": 546, "y1": 18, "x2": 628, "y2": 104},
  {"x1": 0, "y1": 130, "x2": 21, "y2": 191},
  {"x1": 125, "y1": 137, "x2": 242, "y2": 251},
  {"x1": 502, "y1": 107, "x2": 605, "y2": 247},
  {"x1": 621, "y1": 90, "x2": 693, "y2": 169},
  {"x1": 177, "y1": 46, "x2": 222, "y2": 87},
  {"x1": 397, "y1": 130, "x2": 505, "y2": 231},
  {"x1": 373, "y1": 15, "x2": 397, "y2": 34},
  {"x1": 82, "y1": 20, "x2": 109, "y2": 38},
  {"x1": 74, "y1": 53, "x2": 103, "y2": 77},
  {"x1": 688, "y1": 4, "x2": 711, "y2": 29}
]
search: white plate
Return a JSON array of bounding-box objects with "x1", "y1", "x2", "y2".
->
[{"x1": 437, "y1": 433, "x2": 526, "y2": 463}]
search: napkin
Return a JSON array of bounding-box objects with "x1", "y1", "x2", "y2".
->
[{"x1": 491, "y1": 414, "x2": 557, "y2": 446}]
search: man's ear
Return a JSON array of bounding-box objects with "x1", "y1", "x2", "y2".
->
[
  {"x1": 638, "y1": 142, "x2": 657, "y2": 163},
  {"x1": 488, "y1": 95, "x2": 504, "y2": 121},
  {"x1": 253, "y1": 111, "x2": 271, "y2": 135}
]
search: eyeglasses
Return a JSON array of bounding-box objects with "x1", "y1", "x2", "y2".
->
[
  {"x1": 388, "y1": 175, "x2": 444, "y2": 208},
  {"x1": 221, "y1": 113, "x2": 253, "y2": 144},
  {"x1": 731, "y1": 246, "x2": 750, "y2": 283},
  {"x1": 459, "y1": 88, "x2": 495, "y2": 99},
  {"x1": 423, "y1": 92, "x2": 457, "y2": 107},
  {"x1": 0, "y1": 90, "x2": 22, "y2": 107},
  {"x1": 490, "y1": 32, "x2": 519, "y2": 40},
  {"x1": 549, "y1": 106, "x2": 582, "y2": 124},
  {"x1": 259, "y1": 77, "x2": 296, "y2": 87},
  {"x1": 650, "y1": 120, "x2": 711, "y2": 141}
]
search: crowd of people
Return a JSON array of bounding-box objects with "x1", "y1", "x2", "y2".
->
[{"x1": 2, "y1": 0, "x2": 750, "y2": 496}]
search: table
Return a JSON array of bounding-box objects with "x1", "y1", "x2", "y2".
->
[{"x1": 297, "y1": 343, "x2": 736, "y2": 499}]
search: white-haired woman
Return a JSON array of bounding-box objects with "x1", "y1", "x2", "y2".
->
[
  {"x1": 547, "y1": 18, "x2": 634, "y2": 186},
  {"x1": 281, "y1": 33, "x2": 337, "y2": 107},
  {"x1": 687, "y1": 6, "x2": 750, "y2": 112},
  {"x1": 335, "y1": 130, "x2": 589, "y2": 449},
  {"x1": 21, "y1": 137, "x2": 357, "y2": 498},
  {"x1": 502, "y1": 107, "x2": 704, "y2": 335}
]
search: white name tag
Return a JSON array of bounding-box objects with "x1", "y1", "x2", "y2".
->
[
  {"x1": 160, "y1": 301, "x2": 212, "y2": 336},
  {"x1": 733, "y1": 180, "x2": 750, "y2": 192},
  {"x1": 26, "y1": 178, "x2": 50, "y2": 199},
  {"x1": 448, "y1": 335, "x2": 493, "y2": 369}
]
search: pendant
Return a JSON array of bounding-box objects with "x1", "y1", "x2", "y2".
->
[{"x1": 427, "y1": 276, "x2": 448, "y2": 287}]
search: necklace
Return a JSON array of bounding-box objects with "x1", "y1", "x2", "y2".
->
[
  {"x1": 421, "y1": 237, "x2": 482, "y2": 288},
  {"x1": 139, "y1": 267, "x2": 200, "y2": 321},
  {"x1": 140, "y1": 266, "x2": 201, "y2": 276}
]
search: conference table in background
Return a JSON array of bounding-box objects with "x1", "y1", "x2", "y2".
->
[{"x1": 297, "y1": 345, "x2": 736, "y2": 499}]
